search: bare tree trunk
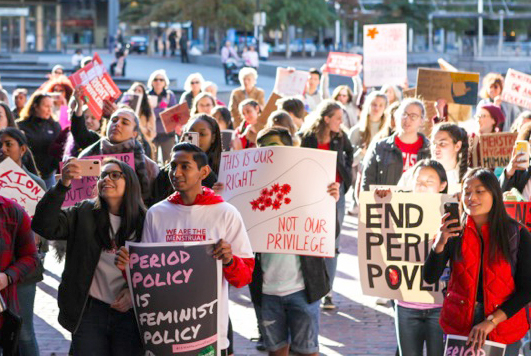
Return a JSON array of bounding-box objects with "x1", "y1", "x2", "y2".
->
[
  {"x1": 285, "y1": 24, "x2": 291, "y2": 59},
  {"x1": 302, "y1": 28, "x2": 306, "y2": 57},
  {"x1": 214, "y1": 28, "x2": 220, "y2": 54}
]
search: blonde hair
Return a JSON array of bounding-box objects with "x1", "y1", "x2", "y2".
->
[
  {"x1": 358, "y1": 91, "x2": 388, "y2": 148},
  {"x1": 479, "y1": 73, "x2": 504, "y2": 99}
]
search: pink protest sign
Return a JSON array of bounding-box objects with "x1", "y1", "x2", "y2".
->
[
  {"x1": 59, "y1": 105, "x2": 70, "y2": 129},
  {"x1": 61, "y1": 153, "x2": 134, "y2": 207},
  {"x1": 69, "y1": 53, "x2": 122, "y2": 120},
  {"x1": 324, "y1": 52, "x2": 363, "y2": 77}
]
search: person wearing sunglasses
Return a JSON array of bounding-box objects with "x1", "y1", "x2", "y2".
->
[
  {"x1": 147, "y1": 69, "x2": 177, "y2": 164},
  {"x1": 179, "y1": 73, "x2": 205, "y2": 109},
  {"x1": 361, "y1": 98, "x2": 431, "y2": 191},
  {"x1": 32, "y1": 158, "x2": 145, "y2": 356}
]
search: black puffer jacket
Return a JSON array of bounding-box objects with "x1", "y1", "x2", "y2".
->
[
  {"x1": 361, "y1": 133, "x2": 430, "y2": 191},
  {"x1": 299, "y1": 131, "x2": 354, "y2": 193},
  {"x1": 31, "y1": 182, "x2": 122, "y2": 332}
]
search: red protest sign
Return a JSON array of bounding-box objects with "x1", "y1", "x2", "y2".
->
[
  {"x1": 160, "y1": 102, "x2": 191, "y2": 134},
  {"x1": 504, "y1": 202, "x2": 531, "y2": 232},
  {"x1": 68, "y1": 53, "x2": 121, "y2": 120},
  {"x1": 324, "y1": 52, "x2": 363, "y2": 77}
]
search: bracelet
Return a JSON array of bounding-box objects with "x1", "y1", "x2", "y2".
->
[{"x1": 6, "y1": 274, "x2": 12, "y2": 286}]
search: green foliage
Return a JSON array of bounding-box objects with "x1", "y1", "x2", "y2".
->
[
  {"x1": 372, "y1": 0, "x2": 430, "y2": 32},
  {"x1": 263, "y1": 0, "x2": 333, "y2": 31}
]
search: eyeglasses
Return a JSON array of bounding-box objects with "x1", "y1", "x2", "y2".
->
[
  {"x1": 99, "y1": 171, "x2": 124, "y2": 181},
  {"x1": 476, "y1": 114, "x2": 490, "y2": 120},
  {"x1": 191, "y1": 81, "x2": 200, "y2": 85},
  {"x1": 401, "y1": 112, "x2": 421, "y2": 121},
  {"x1": 153, "y1": 78, "x2": 165, "y2": 82}
]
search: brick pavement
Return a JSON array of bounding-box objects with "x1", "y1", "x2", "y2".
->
[{"x1": 33, "y1": 205, "x2": 398, "y2": 355}]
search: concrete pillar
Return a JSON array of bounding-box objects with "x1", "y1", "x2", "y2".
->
[
  {"x1": 56, "y1": 4, "x2": 62, "y2": 51},
  {"x1": 408, "y1": 28, "x2": 414, "y2": 52},
  {"x1": 478, "y1": 0, "x2": 483, "y2": 57},
  {"x1": 428, "y1": 15, "x2": 433, "y2": 52},
  {"x1": 36, "y1": 4, "x2": 43, "y2": 51},
  {"x1": 498, "y1": 11, "x2": 504, "y2": 57},
  {"x1": 20, "y1": 16, "x2": 26, "y2": 53},
  {"x1": 108, "y1": 0, "x2": 120, "y2": 45}
]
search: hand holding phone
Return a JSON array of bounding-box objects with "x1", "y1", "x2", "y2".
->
[
  {"x1": 444, "y1": 202, "x2": 460, "y2": 229},
  {"x1": 514, "y1": 140, "x2": 530, "y2": 169}
]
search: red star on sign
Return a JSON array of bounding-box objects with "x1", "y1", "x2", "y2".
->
[{"x1": 367, "y1": 27, "x2": 379, "y2": 39}]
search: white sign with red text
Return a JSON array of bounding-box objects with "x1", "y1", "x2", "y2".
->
[
  {"x1": 218, "y1": 146, "x2": 337, "y2": 257},
  {"x1": 363, "y1": 23, "x2": 407, "y2": 87},
  {"x1": 501, "y1": 68, "x2": 531, "y2": 109},
  {"x1": 0, "y1": 158, "x2": 45, "y2": 218},
  {"x1": 273, "y1": 68, "x2": 308, "y2": 96}
]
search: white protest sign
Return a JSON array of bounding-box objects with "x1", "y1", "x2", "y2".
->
[
  {"x1": 358, "y1": 191, "x2": 455, "y2": 303},
  {"x1": 218, "y1": 146, "x2": 337, "y2": 257},
  {"x1": 0, "y1": 157, "x2": 45, "y2": 218},
  {"x1": 501, "y1": 68, "x2": 531, "y2": 110},
  {"x1": 363, "y1": 23, "x2": 407, "y2": 87},
  {"x1": 273, "y1": 68, "x2": 308, "y2": 96}
]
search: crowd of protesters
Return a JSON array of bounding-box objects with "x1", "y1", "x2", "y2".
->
[{"x1": 1, "y1": 50, "x2": 531, "y2": 356}]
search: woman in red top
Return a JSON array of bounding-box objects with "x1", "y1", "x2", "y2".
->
[
  {"x1": 424, "y1": 168, "x2": 531, "y2": 355},
  {"x1": 231, "y1": 98, "x2": 261, "y2": 150}
]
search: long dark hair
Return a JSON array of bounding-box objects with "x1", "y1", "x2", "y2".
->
[
  {"x1": 302, "y1": 99, "x2": 342, "y2": 141},
  {"x1": 0, "y1": 127, "x2": 40, "y2": 176},
  {"x1": 94, "y1": 158, "x2": 146, "y2": 249},
  {"x1": 184, "y1": 114, "x2": 222, "y2": 175},
  {"x1": 0, "y1": 102, "x2": 17, "y2": 128},
  {"x1": 457, "y1": 168, "x2": 516, "y2": 262},
  {"x1": 432, "y1": 123, "x2": 469, "y2": 183}
]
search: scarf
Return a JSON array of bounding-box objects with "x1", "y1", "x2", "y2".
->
[{"x1": 167, "y1": 187, "x2": 224, "y2": 206}]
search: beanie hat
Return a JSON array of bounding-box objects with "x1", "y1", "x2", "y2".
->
[{"x1": 480, "y1": 104, "x2": 505, "y2": 127}]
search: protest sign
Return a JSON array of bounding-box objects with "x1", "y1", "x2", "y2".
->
[
  {"x1": 444, "y1": 335, "x2": 506, "y2": 356},
  {"x1": 218, "y1": 146, "x2": 337, "y2": 257},
  {"x1": 0, "y1": 158, "x2": 45, "y2": 218},
  {"x1": 273, "y1": 68, "x2": 308, "y2": 96},
  {"x1": 505, "y1": 202, "x2": 531, "y2": 232},
  {"x1": 404, "y1": 86, "x2": 471, "y2": 122},
  {"x1": 257, "y1": 92, "x2": 282, "y2": 127},
  {"x1": 61, "y1": 153, "x2": 134, "y2": 207},
  {"x1": 126, "y1": 241, "x2": 222, "y2": 356},
  {"x1": 324, "y1": 52, "x2": 363, "y2": 77},
  {"x1": 220, "y1": 130, "x2": 234, "y2": 152},
  {"x1": 479, "y1": 132, "x2": 517, "y2": 169},
  {"x1": 438, "y1": 58, "x2": 458, "y2": 72},
  {"x1": 358, "y1": 191, "x2": 455, "y2": 303},
  {"x1": 68, "y1": 53, "x2": 121, "y2": 120},
  {"x1": 416, "y1": 68, "x2": 479, "y2": 106},
  {"x1": 363, "y1": 23, "x2": 407, "y2": 87},
  {"x1": 120, "y1": 92, "x2": 142, "y2": 116},
  {"x1": 59, "y1": 105, "x2": 70, "y2": 129},
  {"x1": 501, "y1": 68, "x2": 531, "y2": 110},
  {"x1": 160, "y1": 102, "x2": 191, "y2": 134}
]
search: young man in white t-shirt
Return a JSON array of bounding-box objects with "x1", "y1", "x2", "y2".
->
[{"x1": 117, "y1": 142, "x2": 254, "y2": 353}]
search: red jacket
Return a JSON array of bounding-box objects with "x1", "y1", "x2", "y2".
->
[{"x1": 440, "y1": 217, "x2": 529, "y2": 344}]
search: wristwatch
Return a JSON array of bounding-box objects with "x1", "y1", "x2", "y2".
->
[{"x1": 486, "y1": 314, "x2": 498, "y2": 326}]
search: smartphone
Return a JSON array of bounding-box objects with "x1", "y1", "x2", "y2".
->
[
  {"x1": 514, "y1": 140, "x2": 530, "y2": 169},
  {"x1": 77, "y1": 159, "x2": 101, "y2": 177},
  {"x1": 444, "y1": 202, "x2": 460, "y2": 229},
  {"x1": 181, "y1": 132, "x2": 200, "y2": 147}
]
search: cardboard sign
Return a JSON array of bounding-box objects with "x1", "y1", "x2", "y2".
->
[
  {"x1": 120, "y1": 92, "x2": 142, "y2": 116},
  {"x1": 437, "y1": 58, "x2": 458, "y2": 72},
  {"x1": 218, "y1": 146, "x2": 337, "y2": 257},
  {"x1": 416, "y1": 68, "x2": 479, "y2": 106},
  {"x1": 0, "y1": 158, "x2": 45, "y2": 218},
  {"x1": 61, "y1": 153, "x2": 134, "y2": 207},
  {"x1": 257, "y1": 92, "x2": 282, "y2": 127},
  {"x1": 68, "y1": 53, "x2": 121, "y2": 120},
  {"x1": 505, "y1": 202, "x2": 531, "y2": 232},
  {"x1": 444, "y1": 335, "x2": 506, "y2": 356},
  {"x1": 358, "y1": 191, "x2": 455, "y2": 303},
  {"x1": 126, "y1": 241, "x2": 222, "y2": 356},
  {"x1": 273, "y1": 68, "x2": 308, "y2": 96},
  {"x1": 324, "y1": 52, "x2": 363, "y2": 77},
  {"x1": 160, "y1": 102, "x2": 191, "y2": 134},
  {"x1": 501, "y1": 68, "x2": 531, "y2": 110},
  {"x1": 479, "y1": 132, "x2": 517, "y2": 168},
  {"x1": 363, "y1": 23, "x2": 407, "y2": 87}
]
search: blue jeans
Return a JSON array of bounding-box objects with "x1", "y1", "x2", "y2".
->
[
  {"x1": 395, "y1": 305, "x2": 444, "y2": 356},
  {"x1": 17, "y1": 283, "x2": 39, "y2": 356},
  {"x1": 472, "y1": 303, "x2": 521, "y2": 356},
  {"x1": 325, "y1": 185, "x2": 345, "y2": 291},
  {"x1": 261, "y1": 290, "x2": 320, "y2": 354},
  {"x1": 72, "y1": 297, "x2": 142, "y2": 356}
]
